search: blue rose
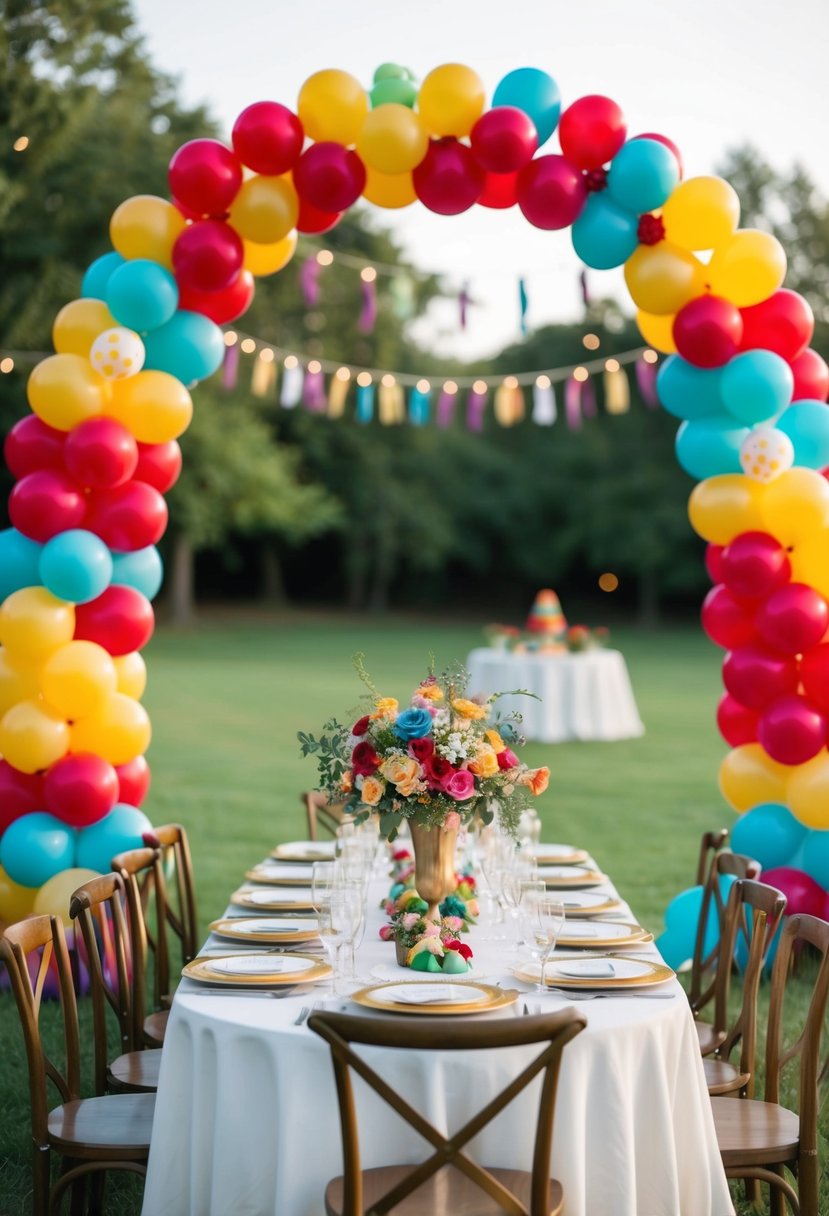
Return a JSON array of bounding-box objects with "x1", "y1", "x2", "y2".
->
[{"x1": 394, "y1": 707, "x2": 433, "y2": 740}]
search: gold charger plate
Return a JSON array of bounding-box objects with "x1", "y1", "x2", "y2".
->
[
  {"x1": 209, "y1": 916, "x2": 320, "y2": 945},
  {"x1": 540, "y1": 866, "x2": 609, "y2": 889},
  {"x1": 515, "y1": 954, "x2": 675, "y2": 991},
  {"x1": 230, "y1": 887, "x2": 316, "y2": 913},
  {"x1": 352, "y1": 980, "x2": 518, "y2": 1016},
  {"x1": 533, "y1": 845, "x2": 590, "y2": 866},
  {"x1": 561, "y1": 894, "x2": 621, "y2": 918},
  {"x1": 183, "y1": 951, "x2": 331, "y2": 987},
  {"x1": 270, "y1": 841, "x2": 336, "y2": 862},
  {"x1": 556, "y1": 921, "x2": 653, "y2": 950},
  {"x1": 245, "y1": 866, "x2": 313, "y2": 886}
]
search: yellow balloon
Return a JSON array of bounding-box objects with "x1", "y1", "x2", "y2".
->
[
  {"x1": 718, "y1": 743, "x2": 789, "y2": 812},
  {"x1": 41, "y1": 641, "x2": 117, "y2": 720},
  {"x1": 688, "y1": 474, "x2": 765, "y2": 545},
  {"x1": 107, "y1": 369, "x2": 193, "y2": 443},
  {"x1": 27, "y1": 353, "x2": 110, "y2": 431},
  {"x1": 635, "y1": 309, "x2": 677, "y2": 354},
  {"x1": 787, "y1": 753, "x2": 829, "y2": 829},
  {"x1": 0, "y1": 699, "x2": 70, "y2": 774},
  {"x1": 0, "y1": 647, "x2": 40, "y2": 717},
  {"x1": 33, "y1": 868, "x2": 102, "y2": 927},
  {"x1": 0, "y1": 866, "x2": 38, "y2": 925},
  {"x1": 243, "y1": 231, "x2": 297, "y2": 277},
  {"x1": 790, "y1": 528, "x2": 829, "y2": 599},
  {"x1": 53, "y1": 299, "x2": 117, "y2": 357},
  {"x1": 229, "y1": 176, "x2": 299, "y2": 245},
  {"x1": 110, "y1": 195, "x2": 186, "y2": 269},
  {"x1": 761, "y1": 468, "x2": 829, "y2": 546},
  {"x1": 71, "y1": 693, "x2": 151, "y2": 766},
  {"x1": 362, "y1": 167, "x2": 417, "y2": 209},
  {"x1": 707, "y1": 229, "x2": 787, "y2": 308},
  {"x1": 0, "y1": 588, "x2": 75, "y2": 664},
  {"x1": 417, "y1": 63, "x2": 485, "y2": 137},
  {"x1": 113, "y1": 652, "x2": 147, "y2": 700},
  {"x1": 624, "y1": 242, "x2": 706, "y2": 315},
  {"x1": 297, "y1": 69, "x2": 368, "y2": 145},
  {"x1": 357, "y1": 104, "x2": 429, "y2": 174},
  {"x1": 661, "y1": 176, "x2": 740, "y2": 251}
]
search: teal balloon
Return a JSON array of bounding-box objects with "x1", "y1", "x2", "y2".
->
[
  {"x1": 571, "y1": 194, "x2": 639, "y2": 270},
  {"x1": 732, "y1": 803, "x2": 807, "y2": 870},
  {"x1": 81, "y1": 252, "x2": 125, "y2": 301},
  {"x1": 75, "y1": 804, "x2": 153, "y2": 873},
  {"x1": 657, "y1": 356, "x2": 726, "y2": 420},
  {"x1": 0, "y1": 813, "x2": 76, "y2": 887},
  {"x1": 492, "y1": 68, "x2": 561, "y2": 147},
  {"x1": 105, "y1": 259, "x2": 178, "y2": 333},
  {"x1": 802, "y1": 830, "x2": 829, "y2": 890},
  {"x1": 720, "y1": 350, "x2": 794, "y2": 425},
  {"x1": 0, "y1": 528, "x2": 42, "y2": 600},
  {"x1": 656, "y1": 874, "x2": 737, "y2": 969},
  {"x1": 111, "y1": 546, "x2": 163, "y2": 600},
  {"x1": 675, "y1": 415, "x2": 748, "y2": 480},
  {"x1": 39, "y1": 529, "x2": 112, "y2": 604},
  {"x1": 775, "y1": 399, "x2": 829, "y2": 469},
  {"x1": 607, "y1": 138, "x2": 679, "y2": 215},
  {"x1": 142, "y1": 310, "x2": 224, "y2": 385}
]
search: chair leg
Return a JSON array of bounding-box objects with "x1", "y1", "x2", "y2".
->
[
  {"x1": 744, "y1": 1176, "x2": 760, "y2": 1207},
  {"x1": 768, "y1": 1170, "x2": 787, "y2": 1216},
  {"x1": 88, "y1": 1170, "x2": 106, "y2": 1215},
  {"x1": 32, "y1": 1145, "x2": 51, "y2": 1216}
]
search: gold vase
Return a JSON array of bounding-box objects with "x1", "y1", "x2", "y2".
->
[{"x1": 410, "y1": 822, "x2": 458, "y2": 924}]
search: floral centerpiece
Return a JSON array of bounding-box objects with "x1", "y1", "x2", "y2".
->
[{"x1": 566, "y1": 624, "x2": 611, "y2": 652}]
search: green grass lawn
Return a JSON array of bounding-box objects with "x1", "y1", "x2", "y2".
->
[{"x1": 0, "y1": 613, "x2": 825, "y2": 1213}]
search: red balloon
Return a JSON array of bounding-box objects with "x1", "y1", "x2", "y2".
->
[
  {"x1": 295, "y1": 197, "x2": 342, "y2": 234},
  {"x1": 720, "y1": 531, "x2": 791, "y2": 600},
  {"x1": 479, "y1": 171, "x2": 519, "y2": 210},
  {"x1": 758, "y1": 694, "x2": 826, "y2": 765},
  {"x1": 232, "y1": 101, "x2": 304, "y2": 175},
  {"x1": 762, "y1": 867, "x2": 826, "y2": 917},
  {"x1": 115, "y1": 755, "x2": 151, "y2": 807},
  {"x1": 739, "y1": 290, "x2": 814, "y2": 362},
  {"x1": 177, "y1": 270, "x2": 255, "y2": 325},
  {"x1": 74, "y1": 585, "x2": 154, "y2": 656},
  {"x1": 470, "y1": 107, "x2": 538, "y2": 174},
  {"x1": 293, "y1": 143, "x2": 366, "y2": 213},
  {"x1": 632, "y1": 132, "x2": 683, "y2": 179},
  {"x1": 799, "y1": 644, "x2": 829, "y2": 713},
  {"x1": 134, "y1": 440, "x2": 182, "y2": 494},
  {"x1": 756, "y1": 583, "x2": 829, "y2": 656},
  {"x1": 8, "y1": 469, "x2": 86, "y2": 542},
  {"x1": 517, "y1": 154, "x2": 587, "y2": 230},
  {"x1": 701, "y1": 584, "x2": 756, "y2": 649},
  {"x1": 558, "y1": 95, "x2": 626, "y2": 170},
  {"x1": 723, "y1": 644, "x2": 798, "y2": 711},
  {"x1": 44, "y1": 752, "x2": 119, "y2": 827},
  {"x1": 412, "y1": 138, "x2": 485, "y2": 216},
  {"x1": 705, "y1": 544, "x2": 725, "y2": 584},
  {"x1": 64, "y1": 417, "x2": 138, "y2": 490},
  {"x1": 4, "y1": 416, "x2": 65, "y2": 479},
  {"x1": 173, "y1": 220, "x2": 244, "y2": 293},
  {"x1": 717, "y1": 693, "x2": 759, "y2": 747},
  {"x1": 0, "y1": 760, "x2": 44, "y2": 833},
  {"x1": 673, "y1": 295, "x2": 743, "y2": 368},
  {"x1": 168, "y1": 138, "x2": 243, "y2": 217},
  {"x1": 85, "y1": 480, "x2": 168, "y2": 551},
  {"x1": 791, "y1": 348, "x2": 829, "y2": 403}
]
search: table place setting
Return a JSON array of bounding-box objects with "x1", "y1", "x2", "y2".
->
[
  {"x1": 538, "y1": 864, "x2": 610, "y2": 889},
  {"x1": 513, "y1": 954, "x2": 676, "y2": 993},
  {"x1": 555, "y1": 919, "x2": 653, "y2": 949},
  {"x1": 229, "y1": 886, "x2": 317, "y2": 912},
  {"x1": 208, "y1": 915, "x2": 321, "y2": 944},
  {"x1": 351, "y1": 980, "x2": 520, "y2": 1016},
  {"x1": 531, "y1": 842, "x2": 590, "y2": 866},
  {"x1": 244, "y1": 861, "x2": 316, "y2": 885},
  {"x1": 182, "y1": 951, "x2": 332, "y2": 989},
  {"x1": 270, "y1": 839, "x2": 337, "y2": 862}
]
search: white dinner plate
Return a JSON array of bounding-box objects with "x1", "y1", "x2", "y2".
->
[
  {"x1": 206, "y1": 954, "x2": 318, "y2": 977},
  {"x1": 516, "y1": 954, "x2": 675, "y2": 990},
  {"x1": 556, "y1": 920, "x2": 652, "y2": 949},
  {"x1": 271, "y1": 840, "x2": 336, "y2": 861},
  {"x1": 559, "y1": 891, "x2": 621, "y2": 917},
  {"x1": 539, "y1": 865, "x2": 608, "y2": 888}
]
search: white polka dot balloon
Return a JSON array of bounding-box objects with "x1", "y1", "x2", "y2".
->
[
  {"x1": 739, "y1": 427, "x2": 795, "y2": 483},
  {"x1": 89, "y1": 327, "x2": 145, "y2": 380}
]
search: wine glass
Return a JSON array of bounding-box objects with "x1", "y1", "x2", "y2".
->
[
  {"x1": 318, "y1": 887, "x2": 360, "y2": 995},
  {"x1": 518, "y1": 879, "x2": 546, "y2": 957},
  {"x1": 534, "y1": 896, "x2": 565, "y2": 993},
  {"x1": 311, "y1": 862, "x2": 336, "y2": 915}
]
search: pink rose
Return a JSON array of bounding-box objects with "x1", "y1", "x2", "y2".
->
[
  {"x1": 408, "y1": 736, "x2": 435, "y2": 763},
  {"x1": 443, "y1": 811, "x2": 461, "y2": 831},
  {"x1": 402, "y1": 912, "x2": 420, "y2": 930},
  {"x1": 443, "y1": 769, "x2": 476, "y2": 800},
  {"x1": 379, "y1": 924, "x2": 394, "y2": 941},
  {"x1": 443, "y1": 915, "x2": 463, "y2": 932},
  {"x1": 422, "y1": 922, "x2": 441, "y2": 938},
  {"x1": 424, "y1": 755, "x2": 454, "y2": 789},
  {"x1": 497, "y1": 747, "x2": 520, "y2": 770}
]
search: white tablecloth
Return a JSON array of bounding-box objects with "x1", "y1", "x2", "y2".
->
[
  {"x1": 142, "y1": 865, "x2": 733, "y2": 1216},
  {"x1": 467, "y1": 647, "x2": 645, "y2": 743}
]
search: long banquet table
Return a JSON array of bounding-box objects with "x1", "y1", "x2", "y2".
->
[{"x1": 141, "y1": 853, "x2": 734, "y2": 1216}]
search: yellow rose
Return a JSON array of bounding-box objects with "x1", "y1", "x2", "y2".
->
[
  {"x1": 452, "y1": 698, "x2": 487, "y2": 720},
  {"x1": 360, "y1": 775, "x2": 385, "y2": 805},
  {"x1": 370, "y1": 697, "x2": 399, "y2": 720},
  {"x1": 485, "y1": 729, "x2": 506, "y2": 753},
  {"x1": 469, "y1": 747, "x2": 498, "y2": 778},
  {"x1": 416, "y1": 683, "x2": 443, "y2": 702},
  {"x1": 395, "y1": 774, "x2": 423, "y2": 797},
  {"x1": 380, "y1": 754, "x2": 419, "y2": 785}
]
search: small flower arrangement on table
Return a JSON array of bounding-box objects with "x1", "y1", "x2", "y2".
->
[
  {"x1": 566, "y1": 625, "x2": 611, "y2": 652},
  {"x1": 379, "y1": 889, "x2": 476, "y2": 973}
]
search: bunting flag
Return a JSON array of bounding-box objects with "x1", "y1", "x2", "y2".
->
[
  {"x1": 222, "y1": 342, "x2": 239, "y2": 390},
  {"x1": 378, "y1": 380, "x2": 405, "y2": 424},
  {"x1": 494, "y1": 383, "x2": 525, "y2": 427},
  {"x1": 466, "y1": 385, "x2": 488, "y2": 432},
  {"x1": 636, "y1": 357, "x2": 660, "y2": 408},
  {"x1": 436, "y1": 386, "x2": 457, "y2": 428},
  {"x1": 408, "y1": 384, "x2": 430, "y2": 426},
  {"x1": 604, "y1": 366, "x2": 630, "y2": 414},
  {"x1": 532, "y1": 378, "x2": 557, "y2": 425},
  {"x1": 356, "y1": 381, "x2": 375, "y2": 424},
  {"x1": 328, "y1": 372, "x2": 350, "y2": 418},
  {"x1": 564, "y1": 376, "x2": 582, "y2": 430},
  {"x1": 299, "y1": 256, "x2": 322, "y2": 308},
  {"x1": 391, "y1": 273, "x2": 415, "y2": 320},
  {"x1": 280, "y1": 362, "x2": 304, "y2": 408},
  {"x1": 358, "y1": 274, "x2": 378, "y2": 334},
  {"x1": 303, "y1": 367, "x2": 327, "y2": 412},
  {"x1": 250, "y1": 355, "x2": 276, "y2": 399},
  {"x1": 518, "y1": 278, "x2": 529, "y2": 336}
]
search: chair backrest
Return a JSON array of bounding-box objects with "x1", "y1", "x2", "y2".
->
[
  {"x1": 713, "y1": 878, "x2": 787, "y2": 1096},
  {"x1": 689, "y1": 850, "x2": 762, "y2": 1019},
  {"x1": 695, "y1": 828, "x2": 729, "y2": 887},
  {"x1": 309, "y1": 1008, "x2": 586, "y2": 1216},
  {"x1": 302, "y1": 791, "x2": 349, "y2": 841},
  {"x1": 142, "y1": 822, "x2": 199, "y2": 969},
  {"x1": 111, "y1": 845, "x2": 165, "y2": 1044},
  {"x1": 69, "y1": 871, "x2": 139, "y2": 1095},
  {"x1": 0, "y1": 916, "x2": 81, "y2": 1148}
]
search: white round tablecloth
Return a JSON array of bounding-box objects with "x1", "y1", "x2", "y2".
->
[{"x1": 466, "y1": 647, "x2": 645, "y2": 743}]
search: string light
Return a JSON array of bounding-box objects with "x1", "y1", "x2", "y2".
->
[
  {"x1": 240, "y1": 338, "x2": 256, "y2": 354},
  {"x1": 316, "y1": 249, "x2": 334, "y2": 266},
  {"x1": 573, "y1": 367, "x2": 589, "y2": 382},
  {"x1": 536, "y1": 375, "x2": 551, "y2": 389},
  {"x1": 0, "y1": 357, "x2": 14, "y2": 373},
  {"x1": 443, "y1": 380, "x2": 458, "y2": 395},
  {"x1": 360, "y1": 267, "x2": 377, "y2": 283},
  {"x1": 13, "y1": 136, "x2": 29, "y2": 152},
  {"x1": 472, "y1": 379, "x2": 487, "y2": 394},
  {"x1": 583, "y1": 333, "x2": 600, "y2": 350},
  {"x1": 335, "y1": 366, "x2": 351, "y2": 381},
  {"x1": 642, "y1": 349, "x2": 659, "y2": 364},
  {"x1": 503, "y1": 376, "x2": 518, "y2": 389},
  {"x1": 259, "y1": 348, "x2": 274, "y2": 363},
  {"x1": 381, "y1": 373, "x2": 396, "y2": 387},
  {"x1": 307, "y1": 359, "x2": 322, "y2": 375},
  {"x1": 598, "y1": 572, "x2": 620, "y2": 592},
  {"x1": 284, "y1": 355, "x2": 298, "y2": 370},
  {"x1": 224, "y1": 331, "x2": 238, "y2": 346},
  {"x1": 356, "y1": 371, "x2": 373, "y2": 387},
  {"x1": 416, "y1": 379, "x2": 431, "y2": 393},
  {"x1": 605, "y1": 358, "x2": 620, "y2": 373}
]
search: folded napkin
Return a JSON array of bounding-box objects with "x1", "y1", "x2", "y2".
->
[
  {"x1": 207, "y1": 955, "x2": 303, "y2": 976},
  {"x1": 554, "y1": 960, "x2": 616, "y2": 979},
  {"x1": 389, "y1": 984, "x2": 478, "y2": 1006},
  {"x1": 561, "y1": 924, "x2": 600, "y2": 939}
]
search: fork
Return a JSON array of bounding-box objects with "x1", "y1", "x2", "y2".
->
[{"x1": 293, "y1": 1005, "x2": 311, "y2": 1025}]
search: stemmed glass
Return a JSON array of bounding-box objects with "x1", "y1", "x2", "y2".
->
[
  {"x1": 534, "y1": 895, "x2": 565, "y2": 993},
  {"x1": 318, "y1": 887, "x2": 360, "y2": 995},
  {"x1": 518, "y1": 879, "x2": 546, "y2": 957}
]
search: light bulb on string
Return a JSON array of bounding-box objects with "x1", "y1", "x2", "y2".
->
[
  {"x1": 356, "y1": 371, "x2": 372, "y2": 387},
  {"x1": 284, "y1": 355, "x2": 299, "y2": 370},
  {"x1": 583, "y1": 333, "x2": 600, "y2": 350},
  {"x1": 316, "y1": 250, "x2": 334, "y2": 266},
  {"x1": 224, "y1": 331, "x2": 238, "y2": 346},
  {"x1": 240, "y1": 338, "x2": 256, "y2": 354}
]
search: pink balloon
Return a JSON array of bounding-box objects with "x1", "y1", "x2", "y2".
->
[
  {"x1": 722, "y1": 644, "x2": 799, "y2": 711},
  {"x1": 64, "y1": 417, "x2": 138, "y2": 490},
  {"x1": 701, "y1": 585, "x2": 756, "y2": 649},
  {"x1": 74, "y1": 585, "x2": 154, "y2": 656},
  {"x1": 8, "y1": 469, "x2": 86, "y2": 542},
  {"x1": 758, "y1": 694, "x2": 826, "y2": 765},
  {"x1": 0, "y1": 761, "x2": 44, "y2": 833},
  {"x1": 790, "y1": 348, "x2": 829, "y2": 403},
  {"x1": 115, "y1": 756, "x2": 151, "y2": 807},
  {"x1": 173, "y1": 220, "x2": 244, "y2": 293},
  {"x1": 134, "y1": 441, "x2": 182, "y2": 494},
  {"x1": 232, "y1": 102, "x2": 304, "y2": 175},
  {"x1": 558, "y1": 95, "x2": 626, "y2": 170},
  {"x1": 412, "y1": 139, "x2": 485, "y2": 216},
  {"x1": 479, "y1": 170, "x2": 520, "y2": 210},
  {"x1": 85, "y1": 480, "x2": 168, "y2": 551},
  {"x1": 673, "y1": 295, "x2": 744, "y2": 368},
  {"x1": 761, "y1": 867, "x2": 826, "y2": 916},
  {"x1": 470, "y1": 107, "x2": 538, "y2": 174},
  {"x1": 716, "y1": 693, "x2": 759, "y2": 747},
  {"x1": 756, "y1": 583, "x2": 829, "y2": 656},
  {"x1": 293, "y1": 143, "x2": 366, "y2": 213},
  {"x1": 800, "y1": 644, "x2": 829, "y2": 713},
  {"x1": 4, "y1": 416, "x2": 65, "y2": 479},
  {"x1": 168, "y1": 139, "x2": 243, "y2": 217},
  {"x1": 720, "y1": 532, "x2": 791, "y2": 600},
  {"x1": 517, "y1": 155, "x2": 587, "y2": 230},
  {"x1": 44, "y1": 753, "x2": 119, "y2": 827},
  {"x1": 705, "y1": 544, "x2": 726, "y2": 584}
]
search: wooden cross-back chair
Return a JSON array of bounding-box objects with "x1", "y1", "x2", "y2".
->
[
  {"x1": 695, "y1": 828, "x2": 730, "y2": 886},
  {"x1": 303, "y1": 791, "x2": 349, "y2": 841},
  {"x1": 712, "y1": 913, "x2": 829, "y2": 1216},
  {"x1": 111, "y1": 845, "x2": 169, "y2": 1049},
  {"x1": 689, "y1": 850, "x2": 762, "y2": 1056},
  {"x1": 143, "y1": 822, "x2": 198, "y2": 970},
  {"x1": 702, "y1": 878, "x2": 787, "y2": 1097},
  {"x1": 69, "y1": 872, "x2": 161, "y2": 1095},
  {"x1": 0, "y1": 915, "x2": 154, "y2": 1216},
  {"x1": 308, "y1": 1008, "x2": 586, "y2": 1216}
]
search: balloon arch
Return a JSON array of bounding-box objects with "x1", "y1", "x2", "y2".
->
[{"x1": 2, "y1": 63, "x2": 829, "y2": 929}]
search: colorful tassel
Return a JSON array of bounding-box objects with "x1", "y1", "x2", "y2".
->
[
  {"x1": 581, "y1": 375, "x2": 597, "y2": 419},
  {"x1": 532, "y1": 380, "x2": 557, "y2": 425},
  {"x1": 436, "y1": 388, "x2": 457, "y2": 429},
  {"x1": 466, "y1": 386, "x2": 488, "y2": 432},
  {"x1": 328, "y1": 373, "x2": 350, "y2": 418},
  {"x1": 636, "y1": 358, "x2": 659, "y2": 407},
  {"x1": 408, "y1": 385, "x2": 430, "y2": 425},
  {"x1": 250, "y1": 356, "x2": 276, "y2": 398},
  {"x1": 378, "y1": 380, "x2": 405, "y2": 424},
  {"x1": 518, "y1": 278, "x2": 529, "y2": 336},
  {"x1": 565, "y1": 376, "x2": 582, "y2": 430},
  {"x1": 604, "y1": 366, "x2": 630, "y2": 414},
  {"x1": 356, "y1": 382, "x2": 375, "y2": 424},
  {"x1": 222, "y1": 343, "x2": 239, "y2": 390},
  {"x1": 358, "y1": 276, "x2": 377, "y2": 334},
  {"x1": 280, "y1": 363, "x2": 303, "y2": 408},
  {"x1": 303, "y1": 367, "x2": 326, "y2": 412},
  {"x1": 494, "y1": 384, "x2": 524, "y2": 427}
]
